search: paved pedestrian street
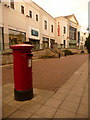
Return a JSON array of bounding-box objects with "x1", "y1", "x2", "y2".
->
[{"x1": 2, "y1": 60, "x2": 88, "y2": 119}]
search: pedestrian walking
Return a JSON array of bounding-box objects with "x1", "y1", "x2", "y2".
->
[{"x1": 59, "y1": 53, "x2": 61, "y2": 58}]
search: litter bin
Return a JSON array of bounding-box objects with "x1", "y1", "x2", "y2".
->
[{"x1": 10, "y1": 44, "x2": 34, "y2": 101}]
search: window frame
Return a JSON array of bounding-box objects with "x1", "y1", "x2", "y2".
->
[
  {"x1": 9, "y1": 29, "x2": 26, "y2": 45},
  {"x1": 63, "y1": 27, "x2": 66, "y2": 34},
  {"x1": 51, "y1": 25, "x2": 53, "y2": 33},
  {"x1": 21, "y1": 5, "x2": 24, "y2": 14},
  {"x1": 10, "y1": 0, "x2": 14, "y2": 9},
  {"x1": 36, "y1": 14, "x2": 38, "y2": 21},
  {"x1": 44, "y1": 20, "x2": 47, "y2": 30},
  {"x1": 29, "y1": 10, "x2": 32, "y2": 18}
]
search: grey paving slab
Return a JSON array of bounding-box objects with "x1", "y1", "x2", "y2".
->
[
  {"x1": 35, "y1": 105, "x2": 57, "y2": 118},
  {"x1": 33, "y1": 88, "x2": 43, "y2": 95},
  {"x1": 56, "y1": 88, "x2": 70, "y2": 95},
  {"x1": 60, "y1": 100, "x2": 79, "y2": 113},
  {"x1": 20, "y1": 101, "x2": 41, "y2": 114},
  {"x1": 65, "y1": 95, "x2": 81, "y2": 104},
  {"x1": 2, "y1": 83, "x2": 14, "y2": 96},
  {"x1": 8, "y1": 100, "x2": 27, "y2": 108},
  {"x1": 44, "y1": 98, "x2": 62, "y2": 109},
  {"x1": 39, "y1": 90, "x2": 54, "y2": 97},
  {"x1": 51, "y1": 92, "x2": 67, "y2": 101},
  {"x1": 53, "y1": 108, "x2": 75, "y2": 118},
  {"x1": 75, "y1": 113, "x2": 88, "y2": 118},
  {"x1": 2, "y1": 83, "x2": 14, "y2": 89},
  {"x1": 8, "y1": 109, "x2": 32, "y2": 119},
  {"x1": 2, "y1": 103, "x2": 17, "y2": 118},
  {"x1": 77, "y1": 104, "x2": 88, "y2": 116},
  {"x1": 2, "y1": 93, "x2": 14, "y2": 104},
  {"x1": 31, "y1": 95, "x2": 50, "y2": 105},
  {"x1": 80, "y1": 97, "x2": 88, "y2": 105},
  {"x1": 30, "y1": 113, "x2": 45, "y2": 118},
  {"x1": 68, "y1": 90, "x2": 83, "y2": 97}
]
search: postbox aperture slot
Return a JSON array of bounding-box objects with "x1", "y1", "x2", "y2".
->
[{"x1": 27, "y1": 54, "x2": 33, "y2": 57}]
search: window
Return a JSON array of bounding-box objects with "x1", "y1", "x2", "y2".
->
[
  {"x1": 64, "y1": 27, "x2": 66, "y2": 34},
  {"x1": 69, "y1": 26, "x2": 76, "y2": 40},
  {"x1": 0, "y1": 27, "x2": 4, "y2": 51},
  {"x1": 29, "y1": 39, "x2": 40, "y2": 50},
  {"x1": 21, "y1": 5, "x2": 24, "y2": 14},
  {"x1": 10, "y1": 0, "x2": 14, "y2": 9},
  {"x1": 31, "y1": 29, "x2": 38, "y2": 36},
  {"x1": 51, "y1": 25, "x2": 53, "y2": 32},
  {"x1": 29, "y1": 10, "x2": 32, "y2": 18},
  {"x1": 44, "y1": 20, "x2": 47, "y2": 30},
  {"x1": 36, "y1": 14, "x2": 38, "y2": 21},
  {"x1": 9, "y1": 29, "x2": 26, "y2": 45}
]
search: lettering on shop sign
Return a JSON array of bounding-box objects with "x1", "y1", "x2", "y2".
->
[
  {"x1": 58, "y1": 22, "x2": 60, "y2": 36},
  {"x1": 28, "y1": 59, "x2": 31, "y2": 67}
]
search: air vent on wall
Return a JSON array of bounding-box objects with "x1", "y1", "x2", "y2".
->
[
  {"x1": 26, "y1": 15, "x2": 29, "y2": 18},
  {"x1": 4, "y1": 4, "x2": 7, "y2": 6},
  {"x1": 4, "y1": 4, "x2": 9, "y2": 8}
]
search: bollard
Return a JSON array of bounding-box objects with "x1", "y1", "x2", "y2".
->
[{"x1": 10, "y1": 44, "x2": 34, "y2": 101}]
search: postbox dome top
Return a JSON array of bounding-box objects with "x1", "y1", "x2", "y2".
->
[{"x1": 10, "y1": 44, "x2": 34, "y2": 50}]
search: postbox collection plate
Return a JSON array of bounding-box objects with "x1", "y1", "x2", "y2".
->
[{"x1": 28, "y1": 59, "x2": 31, "y2": 67}]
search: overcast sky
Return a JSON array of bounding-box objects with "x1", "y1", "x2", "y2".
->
[{"x1": 32, "y1": 0, "x2": 89, "y2": 32}]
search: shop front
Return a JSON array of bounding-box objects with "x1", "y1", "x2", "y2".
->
[
  {"x1": 50, "y1": 39, "x2": 55, "y2": 49},
  {"x1": 42, "y1": 37, "x2": 49, "y2": 49},
  {"x1": 29, "y1": 38, "x2": 40, "y2": 50},
  {"x1": 69, "y1": 40, "x2": 77, "y2": 48}
]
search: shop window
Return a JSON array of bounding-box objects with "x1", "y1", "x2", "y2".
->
[
  {"x1": 36, "y1": 14, "x2": 38, "y2": 21},
  {"x1": 29, "y1": 39, "x2": 40, "y2": 50},
  {"x1": 10, "y1": 0, "x2": 14, "y2": 9},
  {"x1": 42, "y1": 37, "x2": 49, "y2": 48},
  {"x1": 29, "y1": 10, "x2": 32, "y2": 18},
  {"x1": 21, "y1": 5, "x2": 24, "y2": 14},
  {"x1": 9, "y1": 29, "x2": 26, "y2": 45},
  {"x1": 44, "y1": 20, "x2": 47, "y2": 30}
]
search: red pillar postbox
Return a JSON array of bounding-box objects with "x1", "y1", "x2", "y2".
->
[{"x1": 10, "y1": 44, "x2": 34, "y2": 101}]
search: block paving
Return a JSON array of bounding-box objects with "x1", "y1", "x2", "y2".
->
[{"x1": 2, "y1": 60, "x2": 88, "y2": 119}]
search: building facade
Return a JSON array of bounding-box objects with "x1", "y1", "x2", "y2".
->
[
  {"x1": 80, "y1": 32, "x2": 88, "y2": 49},
  {"x1": 0, "y1": 0, "x2": 82, "y2": 51},
  {"x1": 0, "y1": 0, "x2": 55, "y2": 51},
  {"x1": 55, "y1": 15, "x2": 81, "y2": 49}
]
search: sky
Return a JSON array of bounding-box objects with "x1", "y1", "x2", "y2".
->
[{"x1": 32, "y1": 0, "x2": 89, "y2": 32}]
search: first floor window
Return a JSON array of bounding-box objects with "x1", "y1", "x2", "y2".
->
[
  {"x1": 29, "y1": 10, "x2": 32, "y2": 18},
  {"x1": 36, "y1": 14, "x2": 38, "y2": 21},
  {"x1": 10, "y1": 0, "x2": 14, "y2": 9},
  {"x1": 51, "y1": 25, "x2": 53, "y2": 33},
  {"x1": 44, "y1": 20, "x2": 47, "y2": 30},
  {"x1": 21, "y1": 5, "x2": 24, "y2": 14}
]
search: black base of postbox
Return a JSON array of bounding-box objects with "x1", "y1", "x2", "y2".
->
[{"x1": 14, "y1": 88, "x2": 33, "y2": 101}]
